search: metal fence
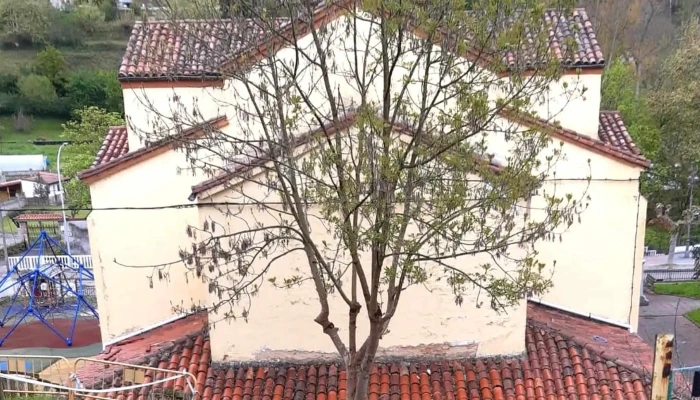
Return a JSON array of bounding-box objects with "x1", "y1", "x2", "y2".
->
[
  {"x1": 643, "y1": 269, "x2": 698, "y2": 283},
  {"x1": 0, "y1": 354, "x2": 198, "y2": 400},
  {"x1": 669, "y1": 365, "x2": 700, "y2": 400}
]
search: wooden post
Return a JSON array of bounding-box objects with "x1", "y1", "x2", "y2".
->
[{"x1": 651, "y1": 333, "x2": 674, "y2": 400}]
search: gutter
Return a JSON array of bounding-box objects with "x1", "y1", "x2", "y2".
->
[{"x1": 528, "y1": 297, "x2": 632, "y2": 330}]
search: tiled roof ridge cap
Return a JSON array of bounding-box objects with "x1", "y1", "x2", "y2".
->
[{"x1": 526, "y1": 319, "x2": 652, "y2": 381}]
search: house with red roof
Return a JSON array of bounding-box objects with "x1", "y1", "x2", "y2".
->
[{"x1": 76, "y1": 1, "x2": 652, "y2": 389}]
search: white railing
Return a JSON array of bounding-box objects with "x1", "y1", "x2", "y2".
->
[{"x1": 7, "y1": 255, "x2": 93, "y2": 271}]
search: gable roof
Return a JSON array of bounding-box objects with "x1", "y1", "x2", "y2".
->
[
  {"x1": 119, "y1": 20, "x2": 267, "y2": 81},
  {"x1": 19, "y1": 172, "x2": 67, "y2": 185},
  {"x1": 189, "y1": 111, "x2": 507, "y2": 198},
  {"x1": 501, "y1": 111, "x2": 649, "y2": 168},
  {"x1": 14, "y1": 213, "x2": 64, "y2": 222},
  {"x1": 77, "y1": 117, "x2": 229, "y2": 184},
  {"x1": 75, "y1": 303, "x2": 651, "y2": 400},
  {"x1": 93, "y1": 126, "x2": 129, "y2": 167},
  {"x1": 190, "y1": 109, "x2": 647, "y2": 198},
  {"x1": 118, "y1": 4, "x2": 603, "y2": 82}
]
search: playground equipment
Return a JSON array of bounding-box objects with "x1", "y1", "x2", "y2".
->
[{"x1": 0, "y1": 230, "x2": 98, "y2": 347}]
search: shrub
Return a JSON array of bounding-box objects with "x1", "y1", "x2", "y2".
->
[
  {"x1": 0, "y1": 0, "x2": 50, "y2": 46},
  {"x1": 13, "y1": 109, "x2": 33, "y2": 132},
  {"x1": 66, "y1": 70, "x2": 123, "y2": 113},
  {"x1": 17, "y1": 74, "x2": 59, "y2": 115},
  {"x1": 6, "y1": 242, "x2": 28, "y2": 257},
  {"x1": 102, "y1": 1, "x2": 118, "y2": 21},
  {"x1": 0, "y1": 72, "x2": 19, "y2": 94},
  {"x1": 646, "y1": 224, "x2": 670, "y2": 252},
  {"x1": 74, "y1": 5, "x2": 104, "y2": 33},
  {"x1": 0, "y1": 93, "x2": 20, "y2": 114},
  {"x1": 32, "y1": 46, "x2": 67, "y2": 91},
  {"x1": 46, "y1": 10, "x2": 83, "y2": 47}
]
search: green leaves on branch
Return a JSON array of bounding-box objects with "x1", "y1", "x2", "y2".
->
[{"x1": 61, "y1": 107, "x2": 124, "y2": 212}]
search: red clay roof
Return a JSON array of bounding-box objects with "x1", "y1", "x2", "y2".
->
[
  {"x1": 503, "y1": 8, "x2": 603, "y2": 69},
  {"x1": 77, "y1": 303, "x2": 651, "y2": 400},
  {"x1": 502, "y1": 111, "x2": 649, "y2": 168},
  {"x1": 94, "y1": 126, "x2": 129, "y2": 167},
  {"x1": 598, "y1": 112, "x2": 641, "y2": 157},
  {"x1": 119, "y1": 20, "x2": 267, "y2": 80},
  {"x1": 76, "y1": 312, "x2": 208, "y2": 387},
  {"x1": 118, "y1": 5, "x2": 603, "y2": 81},
  {"x1": 13, "y1": 213, "x2": 64, "y2": 221},
  {"x1": 78, "y1": 117, "x2": 228, "y2": 183},
  {"x1": 20, "y1": 172, "x2": 67, "y2": 185}
]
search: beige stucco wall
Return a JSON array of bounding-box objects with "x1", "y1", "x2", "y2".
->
[
  {"x1": 122, "y1": 85, "x2": 237, "y2": 152},
  {"x1": 86, "y1": 149, "x2": 209, "y2": 343},
  {"x1": 482, "y1": 115, "x2": 646, "y2": 329},
  {"x1": 198, "y1": 143, "x2": 529, "y2": 361},
  {"x1": 530, "y1": 73, "x2": 602, "y2": 138}
]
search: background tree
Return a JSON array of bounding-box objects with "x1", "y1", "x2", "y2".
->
[
  {"x1": 65, "y1": 70, "x2": 123, "y2": 114},
  {"x1": 32, "y1": 46, "x2": 68, "y2": 92},
  {"x1": 0, "y1": 0, "x2": 50, "y2": 46},
  {"x1": 17, "y1": 74, "x2": 58, "y2": 114},
  {"x1": 646, "y1": 17, "x2": 700, "y2": 227},
  {"x1": 32, "y1": 175, "x2": 51, "y2": 205},
  {"x1": 134, "y1": 0, "x2": 586, "y2": 398},
  {"x1": 61, "y1": 107, "x2": 123, "y2": 214}
]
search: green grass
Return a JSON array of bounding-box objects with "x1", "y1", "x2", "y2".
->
[
  {"x1": 654, "y1": 282, "x2": 700, "y2": 299},
  {"x1": 687, "y1": 308, "x2": 700, "y2": 325},
  {"x1": 0, "y1": 116, "x2": 67, "y2": 169},
  {"x1": 2, "y1": 215, "x2": 18, "y2": 233},
  {"x1": 0, "y1": 25, "x2": 130, "y2": 75}
]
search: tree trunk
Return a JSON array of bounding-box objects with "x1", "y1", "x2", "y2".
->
[{"x1": 668, "y1": 231, "x2": 678, "y2": 265}]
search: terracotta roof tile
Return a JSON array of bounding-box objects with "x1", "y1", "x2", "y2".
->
[
  {"x1": 501, "y1": 110, "x2": 649, "y2": 168},
  {"x1": 13, "y1": 213, "x2": 64, "y2": 221},
  {"x1": 118, "y1": 20, "x2": 269, "y2": 80},
  {"x1": 503, "y1": 8, "x2": 604, "y2": 69},
  {"x1": 598, "y1": 112, "x2": 641, "y2": 156},
  {"x1": 79, "y1": 305, "x2": 651, "y2": 400},
  {"x1": 94, "y1": 127, "x2": 129, "y2": 167},
  {"x1": 76, "y1": 312, "x2": 208, "y2": 387},
  {"x1": 118, "y1": 6, "x2": 603, "y2": 81},
  {"x1": 79, "y1": 117, "x2": 229, "y2": 183}
]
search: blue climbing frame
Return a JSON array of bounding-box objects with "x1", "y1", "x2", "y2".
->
[{"x1": 0, "y1": 230, "x2": 99, "y2": 347}]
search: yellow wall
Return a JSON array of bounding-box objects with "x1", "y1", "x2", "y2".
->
[
  {"x1": 198, "y1": 158, "x2": 529, "y2": 361},
  {"x1": 87, "y1": 149, "x2": 208, "y2": 343},
  {"x1": 483, "y1": 115, "x2": 646, "y2": 329}
]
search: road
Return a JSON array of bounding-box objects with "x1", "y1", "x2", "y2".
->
[{"x1": 639, "y1": 291, "x2": 700, "y2": 367}]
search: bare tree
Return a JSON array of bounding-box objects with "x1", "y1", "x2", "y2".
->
[{"x1": 128, "y1": 0, "x2": 590, "y2": 398}]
